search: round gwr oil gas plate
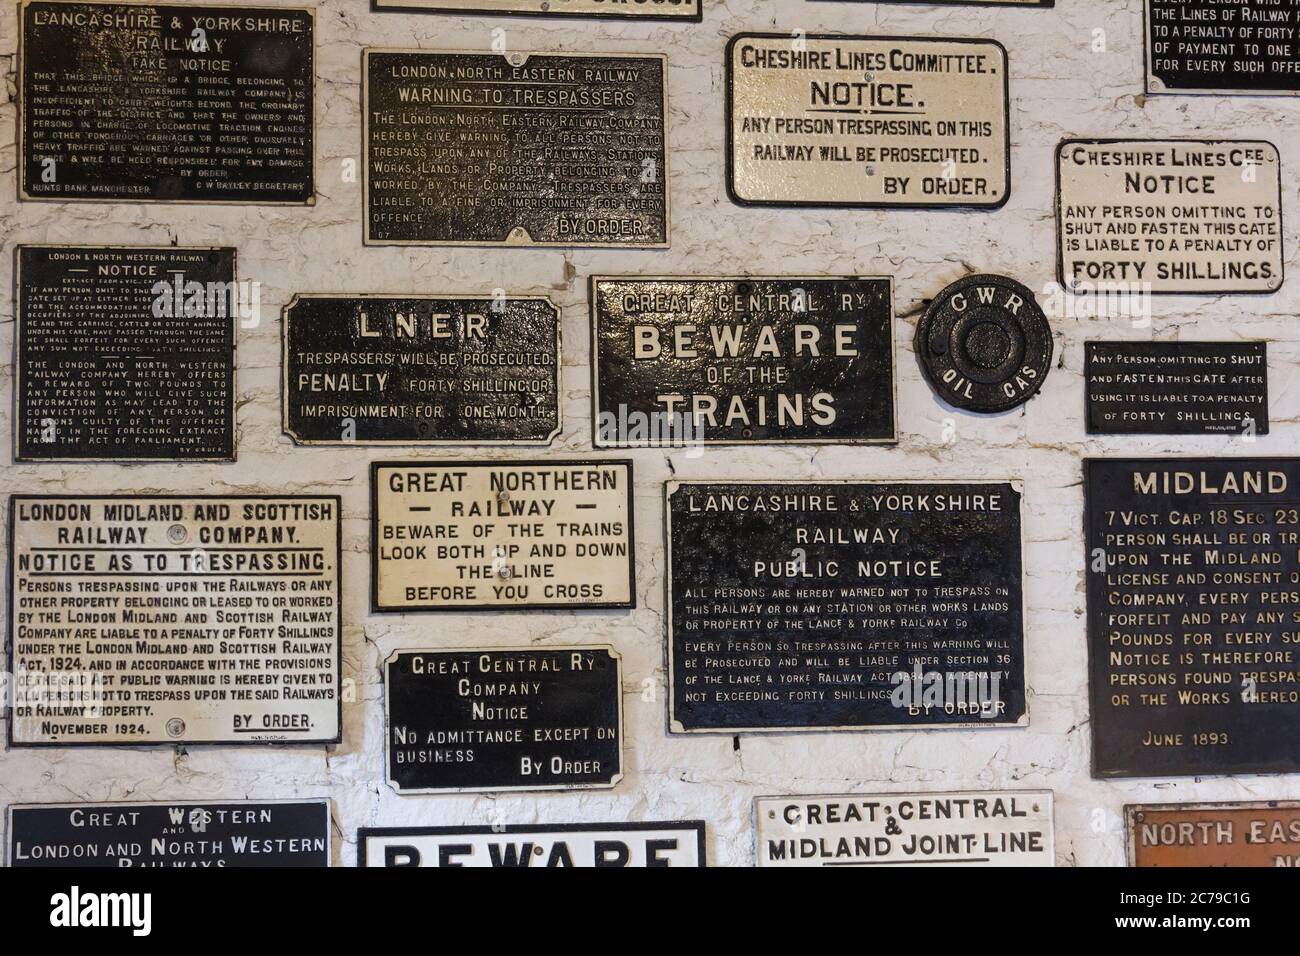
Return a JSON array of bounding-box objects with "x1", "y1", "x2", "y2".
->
[{"x1": 915, "y1": 274, "x2": 1053, "y2": 414}]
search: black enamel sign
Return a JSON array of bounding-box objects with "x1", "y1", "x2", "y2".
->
[
  {"x1": 19, "y1": 1, "x2": 314, "y2": 203},
  {"x1": 364, "y1": 49, "x2": 668, "y2": 247},
  {"x1": 6, "y1": 800, "x2": 330, "y2": 867},
  {"x1": 16, "y1": 246, "x2": 237, "y2": 461},
  {"x1": 666, "y1": 480, "x2": 1027, "y2": 733},
  {"x1": 591, "y1": 277, "x2": 896, "y2": 446},
  {"x1": 1085, "y1": 342, "x2": 1269, "y2": 436},
  {"x1": 915, "y1": 274, "x2": 1053, "y2": 414},
  {"x1": 1146, "y1": 0, "x2": 1300, "y2": 95},
  {"x1": 283, "y1": 295, "x2": 560, "y2": 445},
  {"x1": 359, "y1": 822, "x2": 706, "y2": 866},
  {"x1": 1086, "y1": 458, "x2": 1300, "y2": 778},
  {"x1": 385, "y1": 647, "x2": 622, "y2": 793}
]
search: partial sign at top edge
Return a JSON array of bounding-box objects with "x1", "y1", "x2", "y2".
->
[
  {"x1": 371, "y1": 0, "x2": 701, "y2": 18},
  {"x1": 813, "y1": 0, "x2": 1051, "y2": 5},
  {"x1": 1145, "y1": 0, "x2": 1300, "y2": 96}
]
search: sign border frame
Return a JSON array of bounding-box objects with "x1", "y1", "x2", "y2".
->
[
  {"x1": 588, "y1": 275, "x2": 899, "y2": 447},
  {"x1": 357, "y1": 820, "x2": 708, "y2": 866},
  {"x1": 381, "y1": 644, "x2": 625, "y2": 795},
  {"x1": 361, "y1": 47, "x2": 671, "y2": 248},
  {"x1": 663, "y1": 477, "x2": 1030, "y2": 735},
  {"x1": 724, "y1": 32, "x2": 1012, "y2": 210},
  {"x1": 13, "y1": 244, "x2": 240, "y2": 463},
  {"x1": 1054, "y1": 138, "x2": 1286, "y2": 296},
  {"x1": 280, "y1": 292, "x2": 563, "y2": 446},
  {"x1": 16, "y1": 0, "x2": 318, "y2": 206},
  {"x1": 5, "y1": 798, "x2": 333, "y2": 867},
  {"x1": 369, "y1": 458, "x2": 637, "y2": 612},
  {"x1": 5, "y1": 493, "x2": 344, "y2": 748}
]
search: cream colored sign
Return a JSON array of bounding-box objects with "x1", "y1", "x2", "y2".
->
[
  {"x1": 371, "y1": 461, "x2": 634, "y2": 610},
  {"x1": 1058, "y1": 140, "x2": 1284, "y2": 294},
  {"x1": 755, "y1": 791, "x2": 1054, "y2": 867},
  {"x1": 8, "y1": 496, "x2": 342, "y2": 746},
  {"x1": 372, "y1": 0, "x2": 699, "y2": 16},
  {"x1": 727, "y1": 34, "x2": 1010, "y2": 207}
]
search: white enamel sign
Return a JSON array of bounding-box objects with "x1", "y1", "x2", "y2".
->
[
  {"x1": 370, "y1": 460, "x2": 634, "y2": 610},
  {"x1": 727, "y1": 34, "x2": 1010, "y2": 208},
  {"x1": 8, "y1": 496, "x2": 342, "y2": 746},
  {"x1": 1057, "y1": 139, "x2": 1284, "y2": 294},
  {"x1": 754, "y1": 791, "x2": 1054, "y2": 867}
]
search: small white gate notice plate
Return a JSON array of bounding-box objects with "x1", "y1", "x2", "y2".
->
[
  {"x1": 754, "y1": 791, "x2": 1054, "y2": 867},
  {"x1": 8, "y1": 495, "x2": 342, "y2": 746},
  {"x1": 1057, "y1": 139, "x2": 1284, "y2": 294},
  {"x1": 370, "y1": 460, "x2": 635, "y2": 611},
  {"x1": 727, "y1": 34, "x2": 1010, "y2": 208}
]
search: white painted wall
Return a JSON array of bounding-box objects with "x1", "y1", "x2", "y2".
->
[{"x1": 1, "y1": 0, "x2": 1297, "y2": 867}]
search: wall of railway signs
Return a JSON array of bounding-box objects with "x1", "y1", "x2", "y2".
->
[{"x1": 4, "y1": 0, "x2": 1300, "y2": 869}]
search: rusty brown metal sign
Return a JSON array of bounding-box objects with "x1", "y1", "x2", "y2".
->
[{"x1": 1127, "y1": 802, "x2": 1300, "y2": 867}]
